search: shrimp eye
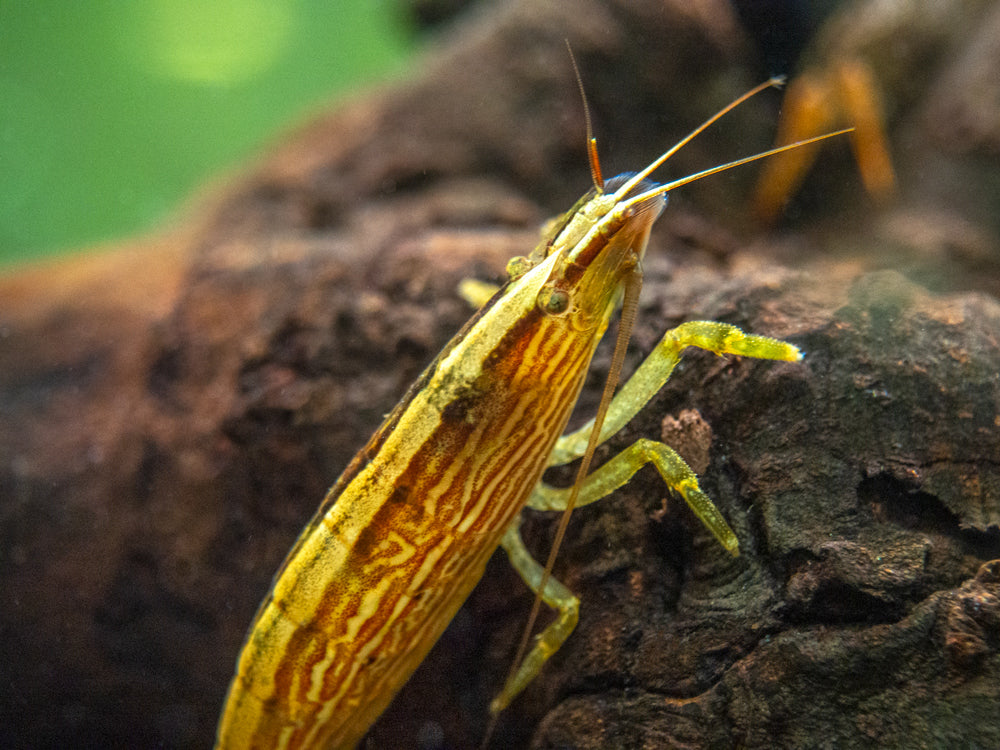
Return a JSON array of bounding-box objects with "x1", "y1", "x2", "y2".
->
[{"x1": 537, "y1": 285, "x2": 570, "y2": 316}]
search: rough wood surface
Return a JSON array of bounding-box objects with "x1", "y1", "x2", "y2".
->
[{"x1": 2, "y1": 1, "x2": 999, "y2": 748}]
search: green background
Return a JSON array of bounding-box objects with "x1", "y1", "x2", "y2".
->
[{"x1": 0, "y1": 1, "x2": 415, "y2": 267}]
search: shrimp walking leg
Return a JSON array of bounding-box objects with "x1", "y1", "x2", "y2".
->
[
  {"x1": 493, "y1": 516, "x2": 580, "y2": 713},
  {"x1": 548, "y1": 321, "x2": 800, "y2": 467}
]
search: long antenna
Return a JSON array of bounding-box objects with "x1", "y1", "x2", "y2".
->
[
  {"x1": 611, "y1": 76, "x2": 786, "y2": 202},
  {"x1": 621, "y1": 128, "x2": 853, "y2": 208},
  {"x1": 566, "y1": 40, "x2": 604, "y2": 192}
]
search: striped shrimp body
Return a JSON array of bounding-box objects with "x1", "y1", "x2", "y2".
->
[
  {"x1": 216, "y1": 75, "x2": 846, "y2": 748},
  {"x1": 218, "y1": 212, "x2": 636, "y2": 747}
]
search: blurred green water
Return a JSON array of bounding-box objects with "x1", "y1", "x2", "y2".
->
[{"x1": 0, "y1": 0, "x2": 415, "y2": 266}]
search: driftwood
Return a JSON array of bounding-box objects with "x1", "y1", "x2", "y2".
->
[{"x1": 1, "y1": 1, "x2": 998, "y2": 747}]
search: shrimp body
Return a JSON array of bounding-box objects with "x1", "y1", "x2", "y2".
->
[
  {"x1": 216, "y1": 76, "x2": 835, "y2": 747},
  {"x1": 216, "y1": 179, "x2": 661, "y2": 748}
]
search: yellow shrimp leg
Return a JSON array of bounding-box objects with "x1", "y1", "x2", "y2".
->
[
  {"x1": 457, "y1": 278, "x2": 501, "y2": 309},
  {"x1": 491, "y1": 321, "x2": 801, "y2": 712},
  {"x1": 550, "y1": 321, "x2": 801, "y2": 466},
  {"x1": 493, "y1": 515, "x2": 579, "y2": 713}
]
